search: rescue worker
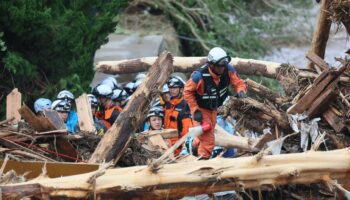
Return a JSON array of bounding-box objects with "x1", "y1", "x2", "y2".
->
[
  {"x1": 87, "y1": 94, "x2": 109, "y2": 136},
  {"x1": 183, "y1": 47, "x2": 247, "y2": 159},
  {"x1": 34, "y1": 98, "x2": 52, "y2": 116},
  {"x1": 52, "y1": 99, "x2": 79, "y2": 133},
  {"x1": 57, "y1": 90, "x2": 79, "y2": 133},
  {"x1": 93, "y1": 84, "x2": 121, "y2": 126},
  {"x1": 146, "y1": 106, "x2": 164, "y2": 131},
  {"x1": 164, "y1": 76, "x2": 192, "y2": 155}
]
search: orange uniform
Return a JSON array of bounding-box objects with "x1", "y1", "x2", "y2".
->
[
  {"x1": 96, "y1": 105, "x2": 123, "y2": 129},
  {"x1": 183, "y1": 64, "x2": 246, "y2": 158},
  {"x1": 164, "y1": 97, "x2": 192, "y2": 155}
]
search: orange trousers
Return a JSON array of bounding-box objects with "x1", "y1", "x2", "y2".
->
[{"x1": 192, "y1": 108, "x2": 217, "y2": 159}]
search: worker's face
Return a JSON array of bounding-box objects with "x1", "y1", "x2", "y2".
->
[
  {"x1": 149, "y1": 116, "x2": 163, "y2": 130},
  {"x1": 169, "y1": 87, "x2": 182, "y2": 98},
  {"x1": 58, "y1": 112, "x2": 69, "y2": 122},
  {"x1": 211, "y1": 64, "x2": 226, "y2": 75},
  {"x1": 162, "y1": 92, "x2": 171, "y2": 102},
  {"x1": 99, "y1": 97, "x2": 112, "y2": 108}
]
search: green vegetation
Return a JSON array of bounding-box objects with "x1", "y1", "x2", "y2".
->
[
  {"x1": 0, "y1": 0, "x2": 127, "y2": 119},
  {"x1": 141, "y1": 0, "x2": 313, "y2": 58}
]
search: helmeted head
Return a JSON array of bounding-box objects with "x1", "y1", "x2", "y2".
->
[
  {"x1": 167, "y1": 76, "x2": 185, "y2": 98},
  {"x1": 207, "y1": 47, "x2": 231, "y2": 75},
  {"x1": 34, "y1": 98, "x2": 52, "y2": 114},
  {"x1": 146, "y1": 106, "x2": 164, "y2": 130},
  {"x1": 52, "y1": 99, "x2": 71, "y2": 122},
  {"x1": 101, "y1": 77, "x2": 118, "y2": 90},
  {"x1": 111, "y1": 89, "x2": 128, "y2": 105},
  {"x1": 87, "y1": 94, "x2": 98, "y2": 107},
  {"x1": 57, "y1": 90, "x2": 75, "y2": 103},
  {"x1": 87, "y1": 94, "x2": 98, "y2": 115},
  {"x1": 92, "y1": 84, "x2": 113, "y2": 108},
  {"x1": 161, "y1": 84, "x2": 171, "y2": 103}
]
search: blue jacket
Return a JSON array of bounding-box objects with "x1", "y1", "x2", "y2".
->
[{"x1": 66, "y1": 111, "x2": 79, "y2": 134}]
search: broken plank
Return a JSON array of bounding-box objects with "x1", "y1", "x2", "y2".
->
[
  {"x1": 323, "y1": 106, "x2": 345, "y2": 132},
  {"x1": 147, "y1": 134, "x2": 169, "y2": 152},
  {"x1": 306, "y1": 51, "x2": 329, "y2": 71},
  {"x1": 75, "y1": 93, "x2": 95, "y2": 133},
  {"x1": 288, "y1": 70, "x2": 336, "y2": 114},
  {"x1": 6, "y1": 88, "x2": 21, "y2": 124},
  {"x1": 307, "y1": 76, "x2": 339, "y2": 118},
  {"x1": 0, "y1": 160, "x2": 99, "y2": 179},
  {"x1": 18, "y1": 104, "x2": 55, "y2": 132},
  {"x1": 135, "y1": 129, "x2": 178, "y2": 143},
  {"x1": 43, "y1": 110, "x2": 66, "y2": 130}
]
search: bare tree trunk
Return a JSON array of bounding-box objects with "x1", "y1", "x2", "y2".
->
[
  {"x1": 2, "y1": 149, "x2": 350, "y2": 200},
  {"x1": 89, "y1": 52, "x2": 174, "y2": 164},
  {"x1": 308, "y1": 0, "x2": 332, "y2": 70},
  {"x1": 96, "y1": 57, "x2": 282, "y2": 78}
]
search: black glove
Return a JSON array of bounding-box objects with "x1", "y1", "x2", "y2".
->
[
  {"x1": 193, "y1": 109, "x2": 203, "y2": 123},
  {"x1": 237, "y1": 91, "x2": 246, "y2": 98}
]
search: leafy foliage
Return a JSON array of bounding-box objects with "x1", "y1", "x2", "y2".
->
[
  {"x1": 142, "y1": 0, "x2": 313, "y2": 58},
  {"x1": 0, "y1": 0, "x2": 127, "y2": 119}
]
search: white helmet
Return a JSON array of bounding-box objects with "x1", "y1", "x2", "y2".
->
[
  {"x1": 57, "y1": 90, "x2": 74, "y2": 101},
  {"x1": 52, "y1": 99, "x2": 71, "y2": 112},
  {"x1": 207, "y1": 47, "x2": 231, "y2": 66},
  {"x1": 162, "y1": 84, "x2": 169, "y2": 93},
  {"x1": 92, "y1": 84, "x2": 113, "y2": 98},
  {"x1": 87, "y1": 94, "x2": 98, "y2": 107},
  {"x1": 34, "y1": 98, "x2": 52, "y2": 113},
  {"x1": 135, "y1": 73, "x2": 147, "y2": 81},
  {"x1": 101, "y1": 77, "x2": 118, "y2": 90},
  {"x1": 167, "y1": 76, "x2": 185, "y2": 88},
  {"x1": 146, "y1": 106, "x2": 164, "y2": 120},
  {"x1": 111, "y1": 89, "x2": 128, "y2": 101}
]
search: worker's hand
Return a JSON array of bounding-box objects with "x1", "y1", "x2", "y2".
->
[
  {"x1": 237, "y1": 91, "x2": 246, "y2": 98},
  {"x1": 193, "y1": 109, "x2": 203, "y2": 123}
]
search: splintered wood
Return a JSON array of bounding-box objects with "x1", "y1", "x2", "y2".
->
[
  {"x1": 75, "y1": 93, "x2": 95, "y2": 133},
  {"x1": 6, "y1": 88, "x2": 21, "y2": 124}
]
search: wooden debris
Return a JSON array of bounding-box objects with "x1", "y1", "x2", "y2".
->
[
  {"x1": 308, "y1": 0, "x2": 332, "y2": 70},
  {"x1": 95, "y1": 56, "x2": 282, "y2": 78},
  {"x1": 287, "y1": 65, "x2": 346, "y2": 115},
  {"x1": 323, "y1": 106, "x2": 345, "y2": 133},
  {"x1": 2, "y1": 149, "x2": 350, "y2": 199},
  {"x1": 89, "y1": 51, "x2": 174, "y2": 164},
  {"x1": 75, "y1": 94, "x2": 96, "y2": 133},
  {"x1": 246, "y1": 79, "x2": 289, "y2": 105},
  {"x1": 147, "y1": 134, "x2": 169, "y2": 152},
  {"x1": 6, "y1": 88, "x2": 21, "y2": 125},
  {"x1": 0, "y1": 160, "x2": 99, "y2": 179}
]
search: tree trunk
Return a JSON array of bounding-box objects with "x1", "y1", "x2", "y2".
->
[
  {"x1": 308, "y1": 0, "x2": 332, "y2": 70},
  {"x1": 3, "y1": 149, "x2": 350, "y2": 199},
  {"x1": 89, "y1": 52, "x2": 174, "y2": 164},
  {"x1": 96, "y1": 57, "x2": 282, "y2": 78}
]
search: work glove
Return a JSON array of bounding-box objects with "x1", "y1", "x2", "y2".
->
[
  {"x1": 193, "y1": 109, "x2": 203, "y2": 123},
  {"x1": 237, "y1": 91, "x2": 246, "y2": 98}
]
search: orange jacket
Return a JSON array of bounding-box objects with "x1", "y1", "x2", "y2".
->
[
  {"x1": 163, "y1": 97, "x2": 192, "y2": 145},
  {"x1": 96, "y1": 105, "x2": 122, "y2": 126},
  {"x1": 183, "y1": 64, "x2": 246, "y2": 113}
]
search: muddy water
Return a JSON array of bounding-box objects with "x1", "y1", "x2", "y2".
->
[{"x1": 263, "y1": 3, "x2": 350, "y2": 69}]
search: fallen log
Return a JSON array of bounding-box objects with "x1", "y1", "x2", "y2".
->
[
  {"x1": 308, "y1": 0, "x2": 332, "y2": 70},
  {"x1": 95, "y1": 56, "x2": 282, "y2": 78},
  {"x1": 3, "y1": 149, "x2": 350, "y2": 199},
  {"x1": 89, "y1": 52, "x2": 174, "y2": 164},
  {"x1": 246, "y1": 79, "x2": 289, "y2": 105},
  {"x1": 220, "y1": 97, "x2": 291, "y2": 133}
]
